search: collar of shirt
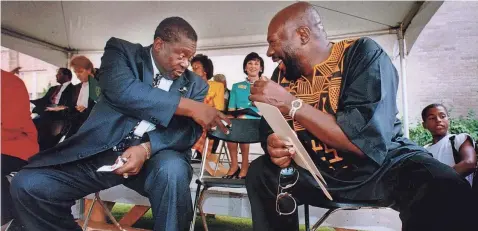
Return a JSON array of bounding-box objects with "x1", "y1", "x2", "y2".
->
[
  {"x1": 61, "y1": 81, "x2": 71, "y2": 88},
  {"x1": 150, "y1": 48, "x2": 161, "y2": 77}
]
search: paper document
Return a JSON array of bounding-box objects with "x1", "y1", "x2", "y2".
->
[
  {"x1": 255, "y1": 102, "x2": 333, "y2": 200},
  {"x1": 97, "y1": 156, "x2": 125, "y2": 172}
]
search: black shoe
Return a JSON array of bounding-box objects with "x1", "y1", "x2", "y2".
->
[{"x1": 222, "y1": 167, "x2": 240, "y2": 179}]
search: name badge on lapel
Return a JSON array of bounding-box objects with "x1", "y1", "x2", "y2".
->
[{"x1": 238, "y1": 84, "x2": 247, "y2": 89}]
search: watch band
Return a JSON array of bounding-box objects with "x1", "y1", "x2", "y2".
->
[{"x1": 288, "y1": 99, "x2": 303, "y2": 120}]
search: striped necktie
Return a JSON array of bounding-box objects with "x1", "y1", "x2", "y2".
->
[{"x1": 153, "y1": 73, "x2": 161, "y2": 87}]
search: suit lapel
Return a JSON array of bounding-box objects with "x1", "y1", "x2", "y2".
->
[
  {"x1": 58, "y1": 84, "x2": 72, "y2": 105},
  {"x1": 170, "y1": 73, "x2": 191, "y2": 96},
  {"x1": 137, "y1": 46, "x2": 153, "y2": 85},
  {"x1": 139, "y1": 45, "x2": 190, "y2": 95}
]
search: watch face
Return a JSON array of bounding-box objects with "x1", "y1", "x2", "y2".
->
[{"x1": 293, "y1": 101, "x2": 301, "y2": 108}]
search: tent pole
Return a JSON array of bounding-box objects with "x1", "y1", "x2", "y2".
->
[
  {"x1": 67, "y1": 52, "x2": 72, "y2": 69},
  {"x1": 398, "y1": 25, "x2": 410, "y2": 138}
]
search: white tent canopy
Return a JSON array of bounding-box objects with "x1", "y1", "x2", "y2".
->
[
  {"x1": 2, "y1": 1, "x2": 442, "y2": 66},
  {"x1": 1, "y1": 1, "x2": 443, "y2": 137}
]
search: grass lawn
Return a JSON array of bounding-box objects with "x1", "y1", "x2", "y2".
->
[{"x1": 111, "y1": 203, "x2": 336, "y2": 231}]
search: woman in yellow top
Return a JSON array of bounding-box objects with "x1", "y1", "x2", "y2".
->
[{"x1": 191, "y1": 55, "x2": 227, "y2": 175}]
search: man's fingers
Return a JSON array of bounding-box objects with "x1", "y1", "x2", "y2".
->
[
  {"x1": 268, "y1": 146, "x2": 292, "y2": 159},
  {"x1": 268, "y1": 134, "x2": 287, "y2": 148},
  {"x1": 248, "y1": 94, "x2": 264, "y2": 103},
  {"x1": 214, "y1": 117, "x2": 230, "y2": 135},
  {"x1": 114, "y1": 161, "x2": 140, "y2": 175},
  {"x1": 271, "y1": 156, "x2": 291, "y2": 168},
  {"x1": 218, "y1": 112, "x2": 231, "y2": 126},
  {"x1": 253, "y1": 79, "x2": 268, "y2": 87}
]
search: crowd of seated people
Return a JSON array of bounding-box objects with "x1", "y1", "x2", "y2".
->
[
  {"x1": 2, "y1": 2, "x2": 477, "y2": 231},
  {"x1": 1, "y1": 56, "x2": 100, "y2": 229}
]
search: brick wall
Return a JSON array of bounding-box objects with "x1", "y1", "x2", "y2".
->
[{"x1": 406, "y1": 1, "x2": 478, "y2": 124}]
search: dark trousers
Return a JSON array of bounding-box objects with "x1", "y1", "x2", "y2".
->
[
  {"x1": 1, "y1": 154, "x2": 28, "y2": 225},
  {"x1": 246, "y1": 154, "x2": 474, "y2": 231},
  {"x1": 10, "y1": 149, "x2": 193, "y2": 231}
]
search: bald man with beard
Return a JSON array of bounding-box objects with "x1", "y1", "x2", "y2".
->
[{"x1": 246, "y1": 2, "x2": 474, "y2": 231}]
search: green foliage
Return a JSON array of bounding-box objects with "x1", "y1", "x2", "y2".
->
[
  {"x1": 409, "y1": 111, "x2": 478, "y2": 146},
  {"x1": 39, "y1": 82, "x2": 52, "y2": 98}
]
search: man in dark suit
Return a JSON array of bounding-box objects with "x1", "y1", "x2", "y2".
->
[
  {"x1": 31, "y1": 67, "x2": 75, "y2": 115},
  {"x1": 10, "y1": 17, "x2": 229, "y2": 231},
  {"x1": 31, "y1": 68, "x2": 75, "y2": 150}
]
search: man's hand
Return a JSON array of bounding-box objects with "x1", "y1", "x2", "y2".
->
[
  {"x1": 176, "y1": 98, "x2": 231, "y2": 134},
  {"x1": 75, "y1": 105, "x2": 87, "y2": 112},
  {"x1": 249, "y1": 77, "x2": 297, "y2": 115},
  {"x1": 267, "y1": 133, "x2": 296, "y2": 168},
  {"x1": 113, "y1": 145, "x2": 148, "y2": 176}
]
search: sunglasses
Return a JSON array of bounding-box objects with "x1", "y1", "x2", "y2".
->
[{"x1": 276, "y1": 166, "x2": 300, "y2": 216}]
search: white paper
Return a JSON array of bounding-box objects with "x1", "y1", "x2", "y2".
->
[
  {"x1": 97, "y1": 157, "x2": 125, "y2": 172},
  {"x1": 255, "y1": 102, "x2": 333, "y2": 200}
]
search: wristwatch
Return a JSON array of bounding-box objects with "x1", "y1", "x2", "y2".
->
[{"x1": 288, "y1": 99, "x2": 303, "y2": 120}]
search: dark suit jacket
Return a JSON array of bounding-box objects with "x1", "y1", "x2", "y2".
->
[
  {"x1": 27, "y1": 37, "x2": 208, "y2": 168},
  {"x1": 69, "y1": 82, "x2": 97, "y2": 126},
  {"x1": 31, "y1": 83, "x2": 75, "y2": 114}
]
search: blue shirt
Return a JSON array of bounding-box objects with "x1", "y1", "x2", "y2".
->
[{"x1": 228, "y1": 80, "x2": 260, "y2": 119}]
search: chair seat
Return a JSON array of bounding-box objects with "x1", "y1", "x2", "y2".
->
[
  {"x1": 197, "y1": 177, "x2": 246, "y2": 188},
  {"x1": 312, "y1": 199, "x2": 393, "y2": 209}
]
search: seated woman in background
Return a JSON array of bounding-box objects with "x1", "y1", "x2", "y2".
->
[
  {"x1": 213, "y1": 73, "x2": 230, "y2": 114},
  {"x1": 67, "y1": 56, "x2": 99, "y2": 137},
  {"x1": 422, "y1": 103, "x2": 477, "y2": 186},
  {"x1": 191, "y1": 54, "x2": 229, "y2": 175},
  {"x1": 224, "y1": 52, "x2": 263, "y2": 179}
]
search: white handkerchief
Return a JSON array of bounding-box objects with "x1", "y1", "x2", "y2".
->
[{"x1": 97, "y1": 157, "x2": 124, "y2": 172}]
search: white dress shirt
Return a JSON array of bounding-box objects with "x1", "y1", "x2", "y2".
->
[
  {"x1": 76, "y1": 82, "x2": 89, "y2": 108},
  {"x1": 53, "y1": 81, "x2": 71, "y2": 104},
  {"x1": 133, "y1": 49, "x2": 174, "y2": 137}
]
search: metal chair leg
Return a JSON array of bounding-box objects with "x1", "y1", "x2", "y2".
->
[
  {"x1": 304, "y1": 204, "x2": 310, "y2": 231},
  {"x1": 190, "y1": 186, "x2": 208, "y2": 231},
  {"x1": 189, "y1": 183, "x2": 202, "y2": 231},
  {"x1": 95, "y1": 193, "x2": 126, "y2": 231},
  {"x1": 82, "y1": 194, "x2": 98, "y2": 231},
  {"x1": 224, "y1": 143, "x2": 231, "y2": 163},
  {"x1": 197, "y1": 189, "x2": 209, "y2": 231},
  {"x1": 83, "y1": 193, "x2": 126, "y2": 231},
  {"x1": 311, "y1": 208, "x2": 340, "y2": 231},
  {"x1": 213, "y1": 141, "x2": 223, "y2": 175}
]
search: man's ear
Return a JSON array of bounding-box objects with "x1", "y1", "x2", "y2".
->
[
  {"x1": 422, "y1": 121, "x2": 427, "y2": 130},
  {"x1": 153, "y1": 38, "x2": 164, "y2": 53},
  {"x1": 296, "y1": 26, "x2": 311, "y2": 45}
]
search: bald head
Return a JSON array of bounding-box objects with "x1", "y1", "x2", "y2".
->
[
  {"x1": 266, "y1": 2, "x2": 330, "y2": 81},
  {"x1": 268, "y1": 2, "x2": 325, "y2": 40}
]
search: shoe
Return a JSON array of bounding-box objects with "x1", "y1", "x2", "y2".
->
[
  {"x1": 222, "y1": 167, "x2": 240, "y2": 179},
  {"x1": 236, "y1": 170, "x2": 247, "y2": 179}
]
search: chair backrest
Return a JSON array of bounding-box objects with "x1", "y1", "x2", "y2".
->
[{"x1": 207, "y1": 118, "x2": 261, "y2": 144}]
